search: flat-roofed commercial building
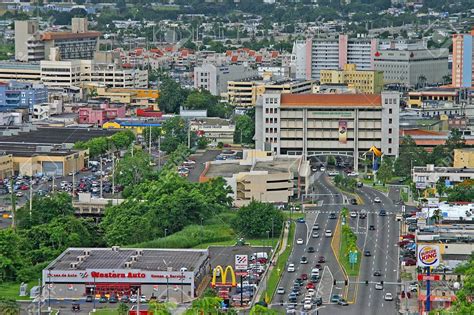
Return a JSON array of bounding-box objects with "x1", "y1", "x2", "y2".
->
[
  {"x1": 454, "y1": 148, "x2": 474, "y2": 168},
  {"x1": 320, "y1": 64, "x2": 384, "y2": 94},
  {"x1": 0, "y1": 62, "x2": 41, "y2": 82},
  {"x1": 43, "y1": 247, "x2": 209, "y2": 301},
  {"x1": 412, "y1": 164, "x2": 474, "y2": 189},
  {"x1": 255, "y1": 92, "x2": 400, "y2": 170},
  {"x1": 227, "y1": 77, "x2": 314, "y2": 107}
]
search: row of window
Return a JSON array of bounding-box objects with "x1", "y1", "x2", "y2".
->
[
  {"x1": 265, "y1": 107, "x2": 278, "y2": 114},
  {"x1": 265, "y1": 117, "x2": 278, "y2": 124}
]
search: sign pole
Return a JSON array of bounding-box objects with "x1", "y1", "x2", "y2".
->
[
  {"x1": 240, "y1": 274, "x2": 243, "y2": 307},
  {"x1": 426, "y1": 267, "x2": 431, "y2": 312}
]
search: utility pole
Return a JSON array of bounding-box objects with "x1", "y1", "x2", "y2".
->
[
  {"x1": 112, "y1": 156, "x2": 115, "y2": 199},
  {"x1": 148, "y1": 125, "x2": 152, "y2": 156},
  {"x1": 72, "y1": 167, "x2": 75, "y2": 198},
  {"x1": 29, "y1": 179, "x2": 33, "y2": 219},
  {"x1": 158, "y1": 135, "x2": 161, "y2": 168},
  {"x1": 100, "y1": 157, "x2": 103, "y2": 199},
  {"x1": 10, "y1": 177, "x2": 15, "y2": 230}
]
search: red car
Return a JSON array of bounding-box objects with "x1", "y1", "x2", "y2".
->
[
  {"x1": 301, "y1": 273, "x2": 308, "y2": 281},
  {"x1": 403, "y1": 258, "x2": 416, "y2": 266},
  {"x1": 306, "y1": 282, "x2": 315, "y2": 290},
  {"x1": 315, "y1": 263, "x2": 322, "y2": 270},
  {"x1": 402, "y1": 234, "x2": 415, "y2": 240},
  {"x1": 398, "y1": 240, "x2": 412, "y2": 247},
  {"x1": 20, "y1": 185, "x2": 29, "y2": 190}
]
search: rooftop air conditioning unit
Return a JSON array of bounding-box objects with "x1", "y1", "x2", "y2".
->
[
  {"x1": 70, "y1": 262, "x2": 78, "y2": 269},
  {"x1": 111, "y1": 246, "x2": 120, "y2": 252}
]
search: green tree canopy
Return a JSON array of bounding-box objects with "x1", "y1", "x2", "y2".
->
[
  {"x1": 158, "y1": 75, "x2": 190, "y2": 113},
  {"x1": 234, "y1": 114, "x2": 255, "y2": 144},
  {"x1": 376, "y1": 156, "x2": 394, "y2": 185},
  {"x1": 233, "y1": 201, "x2": 284, "y2": 238}
]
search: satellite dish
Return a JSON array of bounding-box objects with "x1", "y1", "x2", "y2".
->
[{"x1": 453, "y1": 282, "x2": 461, "y2": 290}]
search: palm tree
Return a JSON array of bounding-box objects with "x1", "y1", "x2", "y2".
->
[
  {"x1": 0, "y1": 299, "x2": 20, "y2": 315},
  {"x1": 249, "y1": 304, "x2": 279, "y2": 315},
  {"x1": 148, "y1": 300, "x2": 176, "y2": 315},
  {"x1": 117, "y1": 302, "x2": 129, "y2": 315},
  {"x1": 185, "y1": 296, "x2": 222, "y2": 315}
]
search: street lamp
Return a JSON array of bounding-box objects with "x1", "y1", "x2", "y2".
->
[
  {"x1": 166, "y1": 275, "x2": 169, "y2": 302},
  {"x1": 181, "y1": 271, "x2": 184, "y2": 304},
  {"x1": 47, "y1": 269, "x2": 52, "y2": 311},
  {"x1": 266, "y1": 230, "x2": 270, "y2": 251},
  {"x1": 93, "y1": 276, "x2": 96, "y2": 312}
]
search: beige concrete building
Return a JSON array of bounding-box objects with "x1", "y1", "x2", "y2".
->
[
  {"x1": 0, "y1": 62, "x2": 41, "y2": 82},
  {"x1": 189, "y1": 118, "x2": 235, "y2": 145},
  {"x1": 0, "y1": 154, "x2": 14, "y2": 179},
  {"x1": 320, "y1": 64, "x2": 384, "y2": 94},
  {"x1": 227, "y1": 77, "x2": 314, "y2": 107},
  {"x1": 199, "y1": 150, "x2": 310, "y2": 207},
  {"x1": 454, "y1": 148, "x2": 474, "y2": 168}
]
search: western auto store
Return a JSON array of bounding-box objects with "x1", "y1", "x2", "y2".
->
[{"x1": 42, "y1": 269, "x2": 197, "y2": 302}]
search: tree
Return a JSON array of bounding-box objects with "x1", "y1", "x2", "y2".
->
[
  {"x1": 184, "y1": 90, "x2": 232, "y2": 118},
  {"x1": 376, "y1": 157, "x2": 394, "y2": 185},
  {"x1": 117, "y1": 302, "x2": 129, "y2": 315},
  {"x1": 184, "y1": 296, "x2": 222, "y2": 315},
  {"x1": 0, "y1": 229, "x2": 27, "y2": 282},
  {"x1": 158, "y1": 75, "x2": 189, "y2": 114},
  {"x1": 148, "y1": 301, "x2": 175, "y2": 314},
  {"x1": 436, "y1": 178, "x2": 446, "y2": 197},
  {"x1": 234, "y1": 115, "x2": 255, "y2": 144},
  {"x1": 234, "y1": 201, "x2": 284, "y2": 238},
  {"x1": 197, "y1": 136, "x2": 209, "y2": 149},
  {"x1": 445, "y1": 128, "x2": 466, "y2": 152},
  {"x1": 249, "y1": 304, "x2": 279, "y2": 315},
  {"x1": 161, "y1": 116, "x2": 189, "y2": 153},
  {"x1": 115, "y1": 150, "x2": 155, "y2": 188},
  {"x1": 395, "y1": 135, "x2": 428, "y2": 179},
  {"x1": 0, "y1": 298, "x2": 20, "y2": 315}
]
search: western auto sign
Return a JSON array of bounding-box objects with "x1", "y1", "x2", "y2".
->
[{"x1": 417, "y1": 245, "x2": 441, "y2": 267}]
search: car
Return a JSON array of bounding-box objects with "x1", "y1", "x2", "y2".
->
[
  {"x1": 312, "y1": 224, "x2": 319, "y2": 230},
  {"x1": 306, "y1": 282, "x2": 315, "y2": 290},
  {"x1": 384, "y1": 293, "x2": 393, "y2": 301},
  {"x1": 318, "y1": 256, "x2": 326, "y2": 263},
  {"x1": 314, "y1": 263, "x2": 322, "y2": 270},
  {"x1": 310, "y1": 275, "x2": 320, "y2": 283},
  {"x1": 374, "y1": 197, "x2": 381, "y2": 203},
  {"x1": 301, "y1": 273, "x2": 308, "y2": 280},
  {"x1": 364, "y1": 250, "x2": 371, "y2": 257},
  {"x1": 303, "y1": 301, "x2": 312, "y2": 310},
  {"x1": 314, "y1": 296, "x2": 323, "y2": 306},
  {"x1": 409, "y1": 282, "x2": 418, "y2": 292},
  {"x1": 311, "y1": 167, "x2": 318, "y2": 172},
  {"x1": 379, "y1": 209, "x2": 387, "y2": 216},
  {"x1": 307, "y1": 247, "x2": 315, "y2": 253},
  {"x1": 337, "y1": 299, "x2": 349, "y2": 306},
  {"x1": 294, "y1": 278, "x2": 304, "y2": 286},
  {"x1": 403, "y1": 258, "x2": 416, "y2": 266},
  {"x1": 15, "y1": 191, "x2": 23, "y2": 197},
  {"x1": 300, "y1": 256, "x2": 308, "y2": 264},
  {"x1": 99, "y1": 295, "x2": 108, "y2": 303},
  {"x1": 120, "y1": 295, "x2": 130, "y2": 303},
  {"x1": 373, "y1": 270, "x2": 382, "y2": 276},
  {"x1": 329, "y1": 212, "x2": 337, "y2": 219},
  {"x1": 375, "y1": 282, "x2": 383, "y2": 290},
  {"x1": 311, "y1": 268, "x2": 320, "y2": 277},
  {"x1": 357, "y1": 182, "x2": 363, "y2": 188},
  {"x1": 320, "y1": 167, "x2": 326, "y2": 172},
  {"x1": 85, "y1": 295, "x2": 93, "y2": 302},
  {"x1": 296, "y1": 217, "x2": 306, "y2": 223},
  {"x1": 109, "y1": 295, "x2": 118, "y2": 303},
  {"x1": 350, "y1": 211, "x2": 357, "y2": 218},
  {"x1": 140, "y1": 295, "x2": 147, "y2": 303},
  {"x1": 71, "y1": 303, "x2": 80, "y2": 312},
  {"x1": 288, "y1": 293, "x2": 297, "y2": 303},
  {"x1": 277, "y1": 287, "x2": 285, "y2": 294},
  {"x1": 325, "y1": 230, "x2": 332, "y2": 237},
  {"x1": 331, "y1": 294, "x2": 342, "y2": 303},
  {"x1": 359, "y1": 211, "x2": 367, "y2": 219},
  {"x1": 350, "y1": 199, "x2": 358, "y2": 205},
  {"x1": 296, "y1": 238, "x2": 304, "y2": 245},
  {"x1": 312, "y1": 232, "x2": 319, "y2": 238},
  {"x1": 129, "y1": 295, "x2": 138, "y2": 303},
  {"x1": 369, "y1": 225, "x2": 375, "y2": 230},
  {"x1": 291, "y1": 288, "x2": 300, "y2": 295},
  {"x1": 287, "y1": 263, "x2": 295, "y2": 272}
]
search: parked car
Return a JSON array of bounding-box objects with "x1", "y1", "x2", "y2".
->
[
  {"x1": 277, "y1": 287, "x2": 285, "y2": 294},
  {"x1": 99, "y1": 295, "x2": 108, "y2": 303},
  {"x1": 72, "y1": 303, "x2": 80, "y2": 312},
  {"x1": 85, "y1": 295, "x2": 93, "y2": 302}
]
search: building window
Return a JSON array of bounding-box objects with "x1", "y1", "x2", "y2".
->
[
  {"x1": 389, "y1": 109, "x2": 392, "y2": 114},
  {"x1": 389, "y1": 118, "x2": 392, "y2": 124},
  {"x1": 388, "y1": 148, "x2": 392, "y2": 154},
  {"x1": 265, "y1": 118, "x2": 269, "y2": 123},
  {"x1": 389, "y1": 128, "x2": 392, "y2": 134},
  {"x1": 274, "y1": 118, "x2": 278, "y2": 123},
  {"x1": 275, "y1": 108, "x2": 278, "y2": 114},
  {"x1": 265, "y1": 108, "x2": 269, "y2": 113},
  {"x1": 388, "y1": 138, "x2": 392, "y2": 144}
]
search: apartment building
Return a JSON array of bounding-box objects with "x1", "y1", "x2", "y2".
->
[
  {"x1": 293, "y1": 35, "x2": 378, "y2": 81},
  {"x1": 78, "y1": 103, "x2": 126, "y2": 126},
  {"x1": 193, "y1": 63, "x2": 257, "y2": 96},
  {"x1": 92, "y1": 87, "x2": 159, "y2": 111},
  {"x1": 320, "y1": 64, "x2": 384, "y2": 94},
  {"x1": 374, "y1": 48, "x2": 449, "y2": 87},
  {"x1": 15, "y1": 18, "x2": 100, "y2": 62},
  {"x1": 0, "y1": 81, "x2": 48, "y2": 110},
  {"x1": 255, "y1": 92, "x2": 400, "y2": 170},
  {"x1": 412, "y1": 164, "x2": 474, "y2": 189},
  {"x1": 451, "y1": 30, "x2": 474, "y2": 88},
  {"x1": 227, "y1": 77, "x2": 314, "y2": 107}
]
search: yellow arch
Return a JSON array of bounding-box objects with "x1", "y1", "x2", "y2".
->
[
  {"x1": 369, "y1": 146, "x2": 382, "y2": 157},
  {"x1": 211, "y1": 265, "x2": 237, "y2": 287}
]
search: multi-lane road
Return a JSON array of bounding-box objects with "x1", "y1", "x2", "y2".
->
[{"x1": 272, "y1": 172, "x2": 402, "y2": 315}]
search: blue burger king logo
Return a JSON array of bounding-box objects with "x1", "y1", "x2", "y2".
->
[{"x1": 418, "y1": 246, "x2": 438, "y2": 265}]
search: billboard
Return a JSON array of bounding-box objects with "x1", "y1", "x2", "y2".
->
[
  {"x1": 338, "y1": 120, "x2": 348, "y2": 144},
  {"x1": 417, "y1": 244, "x2": 441, "y2": 267}
]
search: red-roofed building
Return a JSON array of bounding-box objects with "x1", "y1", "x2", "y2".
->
[{"x1": 255, "y1": 91, "x2": 400, "y2": 169}]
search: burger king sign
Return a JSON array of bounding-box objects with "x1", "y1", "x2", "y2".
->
[{"x1": 417, "y1": 244, "x2": 440, "y2": 267}]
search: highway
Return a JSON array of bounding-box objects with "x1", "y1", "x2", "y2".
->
[{"x1": 272, "y1": 172, "x2": 402, "y2": 315}]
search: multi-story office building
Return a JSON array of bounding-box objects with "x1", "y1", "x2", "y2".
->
[
  {"x1": 15, "y1": 18, "x2": 100, "y2": 62},
  {"x1": 227, "y1": 77, "x2": 314, "y2": 107},
  {"x1": 293, "y1": 35, "x2": 378, "y2": 80},
  {"x1": 0, "y1": 81, "x2": 48, "y2": 110},
  {"x1": 193, "y1": 63, "x2": 257, "y2": 96},
  {"x1": 320, "y1": 64, "x2": 384, "y2": 94},
  {"x1": 452, "y1": 30, "x2": 473, "y2": 88},
  {"x1": 374, "y1": 48, "x2": 449, "y2": 87},
  {"x1": 255, "y1": 92, "x2": 400, "y2": 170},
  {"x1": 0, "y1": 62, "x2": 41, "y2": 82}
]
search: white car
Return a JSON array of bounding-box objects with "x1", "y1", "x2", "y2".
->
[
  {"x1": 348, "y1": 172, "x2": 359, "y2": 177},
  {"x1": 384, "y1": 293, "x2": 393, "y2": 301},
  {"x1": 129, "y1": 295, "x2": 138, "y2": 303},
  {"x1": 374, "y1": 197, "x2": 381, "y2": 203},
  {"x1": 311, "y1": 268, "x2": 319, "y2": 277},
  {"x1": 15, "y1": 192, "x2": 24, "y2": 197},
  {"x1": 277, "y1": 287, "x2": 285, "y2": 294},
  {"x1": 287, "y1": 263, "x2": 295, "y2": 272},
  {"x1": 350, "y1": 211, "x2": 357, "y2": 218},
  {"x1": 140, "y1": 295, "x2": 147, "y2": 303},
  {"x1": 375, "y1": 282, "x2": 383, "y2": 290},
  {"x1": 320, "y1": 167, "x2": 326, "y2": 172},
  {"x1": 408, "y1": 283, "x2": 418, "y2": 292},
  {"x1": 296, "y1": 238, "x2": 304, "y2": 245},
  {"x1": 307, "y1": 288, "x2": 315, "y2": 296},
  {"x1": 303, "y1": 301, "x2": 312, "y2": 310},
  {"x1": 328, "y1": 171, "x2": 339, "y2": 176},
  {"x1": 325, "y1": 230, "x2": 332, "y2": 237},
  {"x1": 312, "y1": 232, "x2": 319, "y2": 238}
]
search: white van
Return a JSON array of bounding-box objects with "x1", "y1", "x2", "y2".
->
[{"x1": 311, "y1": 268, "x2": 319, "y2": 276}]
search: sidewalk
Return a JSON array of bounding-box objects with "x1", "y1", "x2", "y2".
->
[{"x1": 399, "y1": 265, "x2": 419, "y2": 314}]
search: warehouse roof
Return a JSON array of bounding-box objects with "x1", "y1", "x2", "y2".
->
[
  {"x1": 47, "y1": 247, "x2": 208, "y2": 272},
  {"x1": 281, "y1": 94, "x2": 382, "y2": 107}
]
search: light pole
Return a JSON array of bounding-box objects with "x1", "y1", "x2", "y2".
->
[
  {"x1": 93, "y1": 276, "x2": 96, "y2": 312},
  {"x1": 271, "y1": 218, "x2": 274, "y2": 249},
  {"x1": 181, "y1": 271, "x2": 184, "y2": 304},
  {"x1": 47, "y1": 269, "x2": 51, "y2": 311},
  {"x1": 166, "y1": 275, "x2": 169, "y2": 302},
  {"x1": 266, "y1": 230, "x2": 270, "y2": 252}
]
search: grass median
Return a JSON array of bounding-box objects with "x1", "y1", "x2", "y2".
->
[
  {"x1": 339, "y1": 225, "x2": 361, "y2": 277},
  {"x1": 264, "y1": 221, "x2": 295, "y2": 301}
]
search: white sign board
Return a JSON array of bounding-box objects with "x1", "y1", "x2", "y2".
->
[
  {"x1": 235, "y1": 255, "x2": 248, "y2": 271},
  {"x1": 417, "y1": 244, "x2": 441, "y2": 268}
]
